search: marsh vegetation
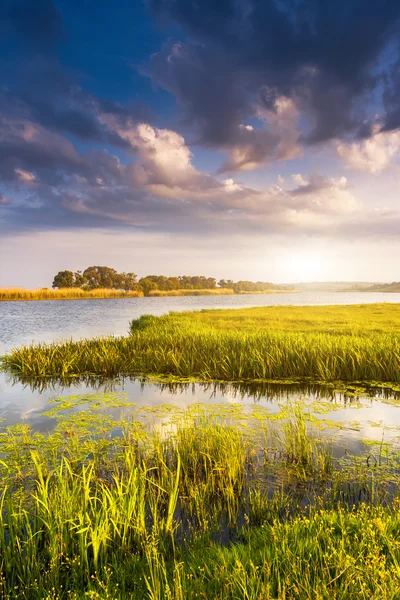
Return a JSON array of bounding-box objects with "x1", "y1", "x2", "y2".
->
[
  {"x1": 1, "y1": 399, "x2": 400, "y2": 599},
  {"x1": 3, "y1": 303, "x2": 400, "y2": 598},
  {"x1": 0, "y1": 288, "x2": 144, "y2": 301},
  {"x1": 4, "y1": 304, "x2": 400, "y2": 385}
]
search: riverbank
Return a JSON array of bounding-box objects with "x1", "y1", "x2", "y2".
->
[
  {"x1": 0, "y1": 287, "x2": 298, "y2": 301},
  {"x1": 148, "y1": 288, "x2": 234, "y2": 296},
  {"x1": 4, "y1": 303, "x2": 400, "y2": 384},
  {"x1": 0, "y1": 287, "x2": 144, "y2": 301}
]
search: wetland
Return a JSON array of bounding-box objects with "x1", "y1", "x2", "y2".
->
[{"x1": 2, "y1": 294, "x2": 400, "y2": 598}]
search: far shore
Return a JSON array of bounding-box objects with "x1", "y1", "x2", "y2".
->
[{"x1": 0, "y1": 287, "x2": 297, "y2": 302}]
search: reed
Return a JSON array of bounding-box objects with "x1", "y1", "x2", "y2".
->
[
  {"x1": 0, "y1": 287, "x2": 144, "y2": 301},
  {"x1": 0, "y1": 404, "x2": 399, "y2": 599},
  {"x1": 4, "y1": 304, "x2": 400, "y2": 383}
]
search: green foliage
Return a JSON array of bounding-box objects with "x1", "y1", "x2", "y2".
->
[
  {"x1": 50, "y1": 267, "x2": 295, "y2": 295},
  {"x1": 52, "y1": 266, "x2": 139, "y2": 291},
  {"x1": 5, "y1": 304, "x2": 400, "y2": 383},
  {"x1": 52, "y1": 270, "x2": 75, "y2": 288},
  {"x1": 218, "y1": 279, "x2": 293, "y2": 293},
  {"x1": 0, "y1": 402, "x2": 400, "y2": 598}
]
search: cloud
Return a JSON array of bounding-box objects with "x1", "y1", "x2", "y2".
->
[
  {"x1": 15, "y1": 168, "x2": 36, "y2": 183},
  {"x1": 5, "y1": 0, "x2": 65, "y2": 54},
  {"x1": 0, "y1": 37, "x2": 151, "y2": 158},
  {"x1": 217, "y1": 96, "x2": 301, "y2": 172},
  {"x1": 337, "y1": 127, "x2": 400, "y2": 173},
  {"x1": 0, "y1": 111, "x2": 365, "y2": 237},
  {"x1": 0, "y1": 194, "x2": 9, "y2": 205},
  {"x1": 144, "y1": 0, "x2": 400, "y2": 167}
]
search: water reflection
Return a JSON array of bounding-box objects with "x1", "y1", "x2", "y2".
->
[
  {"x1": 6, "y1": 371, "x2": 400, "y2": 402},
  {"x1": 1, "y1": 371, "x2": 400, "y2": 448}
]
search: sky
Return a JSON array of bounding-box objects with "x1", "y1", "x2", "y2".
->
[{"x1": 1, "y1": 0, "x2": 400, "y2": 286}]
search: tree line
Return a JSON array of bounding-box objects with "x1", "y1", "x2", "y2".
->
[{"x1": 52, "y1": 266, "x2": 293, "y2": 295}]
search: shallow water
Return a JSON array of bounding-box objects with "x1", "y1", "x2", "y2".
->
[
  {"x1": 1, "y1": 291, "x2": 400, "y2": 446},
  {"x1": 1, "y1": 376, "x2": 400, "y2": 456}
]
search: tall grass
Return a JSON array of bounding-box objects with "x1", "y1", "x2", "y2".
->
[
  {"x1": 0, "y1": 287, "x2": 144, "y2": 301},
  {"x1": 0, "y1": 405, "x2": 400, "y2": 598},
  {"x1": 148, "y1": 288, "x2": 234, "y2": 296},
  {"x1": 4, "y1": 307, "x2": 400, "y2": 383}
]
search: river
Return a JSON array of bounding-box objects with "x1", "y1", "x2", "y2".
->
[{"x1": 1, "y1": 291, "x2": 400, "y2": 441}]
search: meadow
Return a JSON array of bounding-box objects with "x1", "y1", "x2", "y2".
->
[
  {"x1": 1, "y1": 399, "x2": 400, "y2": 599},
  {"x1": 4, "y1": 303, "x2": 400, "y2": 385},
  {"x1": 0, "y1": 288, "x2": 144, "y2": 301}
]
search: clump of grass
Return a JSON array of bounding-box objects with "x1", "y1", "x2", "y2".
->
[
  {"x1": 0, "y1": 403, "x2": 400, "y2": 599},
  {"x1": 4, "y1": 307, "x2": 400, "y2": 383},
  {"x1": 0, "y1": 287, "x2": 144, "y2": 301}
]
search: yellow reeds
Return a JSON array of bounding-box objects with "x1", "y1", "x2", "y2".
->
[{"x1": 0, "y1": 287, "x2": 144, "y2": 301}]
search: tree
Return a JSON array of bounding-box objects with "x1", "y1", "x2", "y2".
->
[
  {"x1": 82, "y1": 266, "x2": 119, "y2": 289},
  {"x1": 74, "y1": 270, "x2": 86, "y2": 287},
  {"x1": 118, "y1": 272, "x2": 138, "y2": 291},
  {"x1": 52, "y1": 270, "x2": 76, "y2": 289}
]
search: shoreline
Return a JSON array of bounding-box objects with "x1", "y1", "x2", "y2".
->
[{"x1": 0, "y1": 288, "x2": 297, "y2": 301}]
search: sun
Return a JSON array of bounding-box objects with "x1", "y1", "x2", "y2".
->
[{"x1": 285, "y1": 252, "x2": 324, "y2": 281}]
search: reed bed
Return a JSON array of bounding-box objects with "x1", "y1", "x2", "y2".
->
[
  {"x1": 4, "y1": 306, "x2": 400, "y2": 383},
  {"x1": 0, "y1": 402, "x2": 399, "y2": 599},
  {"x1": 0, "y1": 287, "x2": 144, "y2": 301},
  {"x1": 148, "y1": 288, "x2": 234, "y2": 296}
]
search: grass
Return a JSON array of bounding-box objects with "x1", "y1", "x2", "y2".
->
[
  {"x1": 4, "y1": 304, "x2": 400, "y2": 384},
  {"x1": 1, "y1": 400, "x2": 400, "y2": 599},
  {"x1": 0, "y1": 288, "x2": 144, "y2": 301},
  {"x1": 0, "y1": 287, "x2": 294, "y2": 301},
  {"x1": 170, "y1": 302, "x2": 400, "y2": 334},
  {"x1": 148, "y1": 288, "x2": 234, "y2": 296}
]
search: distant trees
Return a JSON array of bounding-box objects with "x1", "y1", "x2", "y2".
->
[
  {"x1": 138, "y1": 275, "x2": 217, "y2": 294},
  {"x1": 52, "y1": 267, "x2": 294, "y2": 295},
  {"x1": 218, "y1": 279, "x2": 292, "y2": 293},
  {"x1": 52, "y1": 270, "x2": 76, "y2": 289},
  {"x1": 52, "y1": 266, "x2": 139, "y2": 291}
]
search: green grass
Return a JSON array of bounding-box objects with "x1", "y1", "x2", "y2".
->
[
  {"x1": 1, "y1": 401, "x2": 400, "y2": 599},
  {"x1": 3, "y1": 304, "x2": 400, "y2": 384},
  {"x1": 173, "y1": 302, "x2": 400, "y2": 334}
]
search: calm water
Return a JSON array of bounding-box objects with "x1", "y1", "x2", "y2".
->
[
  {"x1": 2, "y1": 291, "x2": 400, "y2": 354},
  {"x1": 1, "y1": 291, "x2": 400, "y2": 441}
]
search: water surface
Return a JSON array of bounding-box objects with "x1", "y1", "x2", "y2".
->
[
  {"x1": 2, "y1": 291, "x2": 400, "y2": 354},
  {"x1": 1, "y1": 291, "x2": 400, "y2": 446}
]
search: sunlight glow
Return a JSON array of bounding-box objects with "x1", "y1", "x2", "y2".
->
[{"x1": 283, "y1": 251, "x2": 326, "y2": 282}]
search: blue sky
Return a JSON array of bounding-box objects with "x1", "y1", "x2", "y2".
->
[{"x1": 1, "y1": 0, "x2": 400, "y2": 286}]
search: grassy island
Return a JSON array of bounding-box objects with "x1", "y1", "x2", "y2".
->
[{"x1": 3, "y1": 303, "x2": 400, "y2": 385}]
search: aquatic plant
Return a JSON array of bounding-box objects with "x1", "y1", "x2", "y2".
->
[
  {"x1": 0, "y1": 402, "x2": 399, "y2": 599},
  {"x1": 4, "y1": 304, "x2": 400, "y2": 383}
]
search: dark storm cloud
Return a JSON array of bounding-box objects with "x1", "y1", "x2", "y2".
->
[
  {"x1": 0, "y1": 62, "x2": 146, "y2": 151},
  {"x1": 2, "y1": 0, "x2": 65, "y2": 54},
  {"x1": 146, "y1": 0, "x2": 400, "y2": 152},
  {"x1": 382, "y1": 57, "x2": 400, "y2": 133},
  {"x1": 0, "y1": 0, "x2": 151, "y2": 150}
]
